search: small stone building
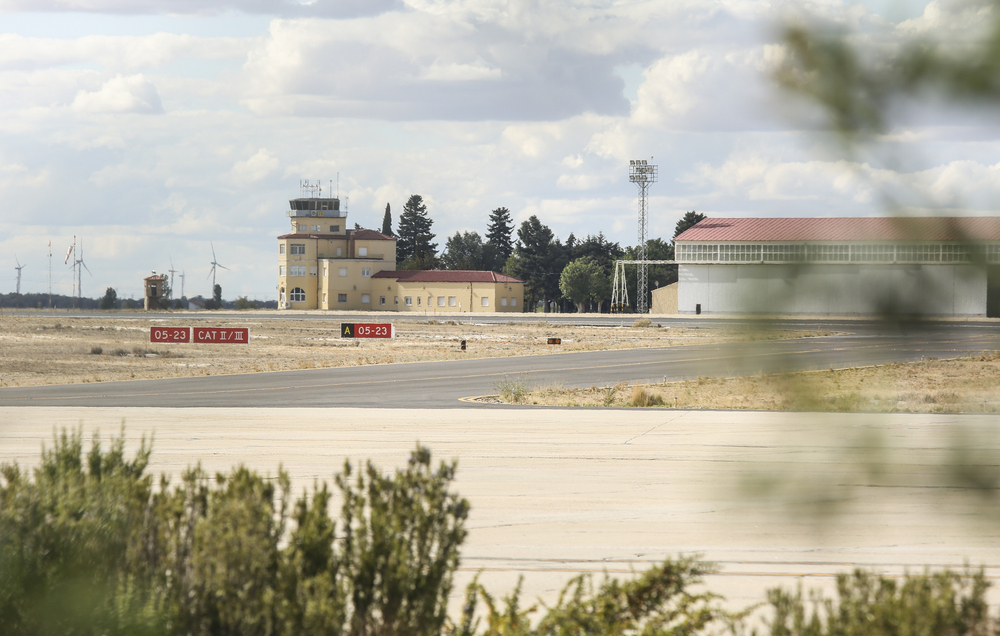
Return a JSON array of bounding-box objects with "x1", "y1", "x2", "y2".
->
[{"x1": 144, "y1": 273, "x2": 167, "y2": 310}]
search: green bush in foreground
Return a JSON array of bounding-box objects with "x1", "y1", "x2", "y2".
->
[{"x1": 0, "y1": 428, "x2": 996, "y2": 636}]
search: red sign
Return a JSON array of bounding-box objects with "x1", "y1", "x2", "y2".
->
[
  {"x1": 341, "y1": 323, "x2": 394, "y2": 339},
  {"x1": 150, "y1": 327, "x2": 191, "y2": 343},
  {"x1": 193, "y1": 327, "x2": 249, "y2": 344}
]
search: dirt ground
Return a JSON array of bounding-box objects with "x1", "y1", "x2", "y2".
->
[
  {"x1": 516, "y1": 353, "x2": 1000, "y2": 414},
  {"x1": 0, "y1": 311, "x2": 820, "y2": 388}
]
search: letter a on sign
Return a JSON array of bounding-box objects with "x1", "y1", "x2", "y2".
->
[{"x1": 341, "y1": 323, "x2": 354, "y2": 338}]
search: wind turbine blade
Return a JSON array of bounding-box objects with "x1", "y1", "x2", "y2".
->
[
  {"x1": 217, "y1": 263, "x2": 229, "y2": 271},
  {"x1": 82, "y1": 261, "x2": 92, "y2": 275},
  {"x1": 211, "y1": 241, "x2": 217, "y2": 261}
]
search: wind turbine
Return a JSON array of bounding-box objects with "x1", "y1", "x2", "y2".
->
[
  {"x1": 64, "y1": 237, "x2": 76, "y2": 300},
  {"x1": 75, "y1": 238, "x2": 91, "y2": 302},
  {"x1": 14, "y1": 255, "x2": 25, "y2": 295},
  {"x1": 207, "y1": 242, "x2": 228, "y2": 295},
  {"x1": 179, "y1": 271, "x2": 185, "y2": 299},
  {"x1": 168, "y1": 257, "x2": 178, "y2": 299}
]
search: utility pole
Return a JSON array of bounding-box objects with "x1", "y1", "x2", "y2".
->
[{"x1": 629, "y1": 159, "x2": 657, "y2": 313}]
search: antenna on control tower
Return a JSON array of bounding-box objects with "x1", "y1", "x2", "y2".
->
[
  {"x1": 299, "y1": 179, "x2": 322, "y2": 197},
  {"x1": 629, "y1": 158, "x2": 657, "y2": 314}
]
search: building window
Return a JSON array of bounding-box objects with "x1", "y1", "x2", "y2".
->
[
  {"x1": 330, "y1": 225, "x2": 340, "y2": 232},
  {"x1": 359, "y1": 247, "x2": 368, "y2": 256},
  {"x1": 511, "y1": 297, "x2": 517, "y2": 307},
  {"x1": 279, "y1": 265, "x2": 285, "y2": 276},
  {"x1": 361, "y1": 293, "x2": 370, "y2": 304},
  {"x1": 298, "y1": 224, "x2": 307, "y2": 231},
  {"x1": 501, "y1": 297, "x2": 508, "y2": 307},
  {"x1": 449, "y1": 296, "x2": 456, "y2": 306},
  {"x1": 337, "y1": 247, "x2": 343, "y2": 256},
  {"x1": 309, "y1": 265, "x2": 317, "y2": 276},
  {"x1": 380, "y1": 296, "x2": 386, "y2": 306},
  {"x1": 290, "y1": 244, "x2": 306, "y2": 255},
  {"x1": 290, "y1": 265, "x2": 306, "y2": 277},
  {"x1": 395, "y1": 296, "x2": 399, "y2": 305},
  {"x1": 323, "y1": 266, "x2": 328, "y2": 277},
  {"x1": 279, "y1": 244, "x2": 285, "y2": 254},
  {"x1": 481, "y1": 297, "x2": 489, "y2": 307},
  {"x1": 437, "y1": 296, "x2": 446, "y2": 307},
  {"x1": 405, "y1": 296, "x2": 412, "y2": 306},
  {"x1": 290, "y1": 287, "x2": 306, "y2": 302},
  {"x1": 311, "y1": 225, "x2": 321, "y2": 232},
  {"x1": 417, "y1": 297, "x2": 421, "y2": 306},
  {"x1": 362, "y1": 268, "x2": 371, "y2": 277},
  {"x1": 323, "y1": 293, "x2": 327, "y2": 303},
  {"x1": 338, "y1": 294, "x2": 347, "y2": 303},
  {"x1": 339, "y1": 267, "x2": 348, "y2": 277}
]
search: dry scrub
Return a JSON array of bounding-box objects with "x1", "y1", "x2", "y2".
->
[
  {"x1": 517, "y1": 353, "x2": 1000, "y2": 413},
  {"x1": 0, "y1": 312, "x2": 817, "y2": 388}
]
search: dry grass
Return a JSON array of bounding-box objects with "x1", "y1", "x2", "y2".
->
[
  {"x1": 0, "y1": 311, "x2": 818, "y2": 388},
  {"x1": 521, "y1": 352, "x2": 1000, "y2": 413}
]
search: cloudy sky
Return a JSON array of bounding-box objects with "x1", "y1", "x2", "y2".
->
[{"x1": 2, "y1": 0, "x2": 996, "y2": 301}]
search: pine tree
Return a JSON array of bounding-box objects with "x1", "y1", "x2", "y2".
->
[
  {"x1": 381, "y1": 203, "x2": 394, "y2": 237},
  {"x1": 397, "y1": 195, "x2": 437, "y2": 269},
  {"x1": 673, "y1": 211, "x2": 706, "y2": 242},
  {"x1": 486, "y1": 207, "x2": 514, "y2": 263}
]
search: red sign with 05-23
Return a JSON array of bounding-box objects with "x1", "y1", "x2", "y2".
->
[
  {"x1": 193, "y1": 327, "x2": 249, "y2": 344},
  {"x1": 341, "y1": 323, "x2": 394, "y2": 339},
  {"x1": 150, "y1": 327, "x2": 191, "y2": 343}
]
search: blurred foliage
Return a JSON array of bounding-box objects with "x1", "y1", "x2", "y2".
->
[
  {"x1": 453, "y1": 557, "x2": 724, "y2": 636},
  {"x1": 760, "y1": 569, "x2": 996, "y2": 636},
  {"x1": 0, "y1": 428, "x2": 468, "y2": 636}
]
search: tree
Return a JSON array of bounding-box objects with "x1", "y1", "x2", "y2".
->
[
  {"x1": 99, "y1": 287, "x2": 117, "y2": 310},
  {"x1": 504, "y1": 216, "x2": 568, "y2": 311},
  {"x1": 381, "y1": 203, "x2": 394, "y2": 237},
  {"x1": 397, "y1": 195, "x2": 438, "y2": 269},
  {"x1": 485, "y1": 207, "x2": 514, "y2": 270},
  {"x1": 559, "y1": 257, "x2": 604, "y2": 313},
  {"x1": 673, "y1": 211, "x2": 706, "y2": 242},
  {"x1": 569, "y1": 234, "x2": 624, "y2": 312},
  {"x1": 441, "y1": 231, "x2": 485, "y2": 270},
  {"x1": 213, "y1": 284, "x2": 222, "y2": 308}
]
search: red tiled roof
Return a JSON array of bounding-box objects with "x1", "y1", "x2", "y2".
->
[
  {"x1": 372, "y1": 270, "x2": 523, "y2": 283},
  {"x1": 675, "y1": 217, "x2": 1000, "y2": 242},
  {"x1": 276, "y1": 229, "x2": 395, "y2": 241}
]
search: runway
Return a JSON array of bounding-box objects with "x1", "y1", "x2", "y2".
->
[
  {"x1": 0, "y1": 321, "x2": 996, "y2": 407},
  {"x1": 3, "y1": 407, "x2": 998, "y2": 613}
]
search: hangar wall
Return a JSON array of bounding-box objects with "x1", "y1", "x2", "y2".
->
[{"x1": 678, "y1": 264, "x2": 987, "y2": 316}]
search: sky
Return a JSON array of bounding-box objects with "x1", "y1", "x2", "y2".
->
[{"x1": 2, "y1": 0, "x2": 997, "y2": 301}]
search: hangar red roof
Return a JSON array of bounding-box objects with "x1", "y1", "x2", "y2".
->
[
  {"x1": 372, "y1": 270, "x2": 523, "y2": 283},
  {"x1": 675, "y1": 217, "x2": 1000, "y2": 242}
]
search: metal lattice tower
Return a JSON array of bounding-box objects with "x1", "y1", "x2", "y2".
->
[{"x1": 629, "y1": 159, "x2": 657, "y2": 313}]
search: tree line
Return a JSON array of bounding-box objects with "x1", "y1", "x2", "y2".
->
[
  {"x1": 1, "y1": 429, "x2": 995, "y2": 636},
  {"x1": 381, "y1": 194, "x2": 707, "y2": 313}
]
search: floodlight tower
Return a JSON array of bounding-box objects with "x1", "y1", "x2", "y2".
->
[{"x1": 629, "y1": 158, "x2": 657, "y2": 313}]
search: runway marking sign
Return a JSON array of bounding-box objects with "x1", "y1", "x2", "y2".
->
[
  {"x1": 150, "y1": 327, "x2": 191, "y2": 343},
  {"x1": 193, "y1": 327, "x2": 249, "y2": 344},
  {"x1": 341, "y1": 323, "x2": 394, "y2": 339}
]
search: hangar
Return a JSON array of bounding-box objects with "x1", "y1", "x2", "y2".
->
[{"x1": 673, "y1": 217, "x2": 1000, "y2": 317}]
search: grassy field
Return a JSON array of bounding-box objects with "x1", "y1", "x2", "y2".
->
[
  {"x1": 510, "y1": 352, "x2": 1000, "y2": 413},
  {"x1": 0, "y1": 311, "x2": 817, "y2": 387}
]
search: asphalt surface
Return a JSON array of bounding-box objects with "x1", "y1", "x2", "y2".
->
[{"x1": 1, "y1": 321, "x2": 996, "y2": 408}]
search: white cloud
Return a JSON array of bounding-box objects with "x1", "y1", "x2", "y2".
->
[
  {"x1": 230, "y1": 148, "x2": 280, "y2": 182},
  {"x1": 72, "y1": 73, "x2": 164, "y2": 113}
]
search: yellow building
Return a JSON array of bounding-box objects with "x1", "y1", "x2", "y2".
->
[
  {"x1": 370, "y1": 270, "x2": 524, "y2": 313},
  {"x1": 277, "y1": 193, "x2": 523, "y2": 311}
]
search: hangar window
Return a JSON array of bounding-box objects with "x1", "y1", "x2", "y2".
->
[
  {"x1": 989, "y1": 245, "x2": 1000, "y2": 263},
  {"x1": 718, "y1": 244, "x2": 761, "y2": 262},
  {"x1": 677, "y1": 244, "x2": 718, "y2": 262},
  {"x1": 762, "y1": 244, "x2": 805, "y2": 262},
  {"x1": 851, "y1": 244, "x2": 894, "y2": 262},
  {"x1": 290, "y1": 244, "x2": 306, "y2": 255},
  {"x1": 289, "y1": 287, "x2": 306, "y2": 302},
  {"x1": 897, "y1": 244, "x2": 938, "y2": 262},
  {"x1": 941, "y1": 244, "x2": 972, "y2": 262},
  {"x1": 806, "y1": 244, "x2": 850, "y2": 262}
]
